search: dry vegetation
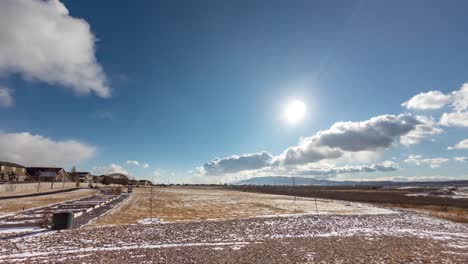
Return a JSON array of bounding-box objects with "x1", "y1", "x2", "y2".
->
[
  {"x1": 386, "y1": 204, "x2": 468, "y2": 223},
  {"x1": 90, "y1": 187, "x2": 392, "y2": 226},
  {"x1": 230, "y1": 185, "x2": 468, "y2": 223},
  {"x1": 0, "y1": 189, "x2": 96, "y2": 217}
]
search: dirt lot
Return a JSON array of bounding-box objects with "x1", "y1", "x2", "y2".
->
[
  {"x1": 1, "y1": 211, "x2": 467, "y2": 263},
  {"x1": 91, "y1": 187, "x2": 393, "y2": 226},
  {"x1": 0, "y1": 189, "x2": 96, "y2": 217},
  {"x1": 0, "y1": 187, "x2": 467, "y2": 263}
]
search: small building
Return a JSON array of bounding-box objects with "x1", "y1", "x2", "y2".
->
[
  {"x1": 68, "y1": 172, "x2": 92, "y2": 183},
  {"x1": 26, "y1": 167, "x2": 70, "y2": 182},
  {"x1": 138, "y1": 180, "x2": 153, "y2": 186},
  {"x1": 92, "y1": 175, "x2": 105, "y2": 183},
  {"x1": 0, "y1": 161, "x2": 28, "y2": 182},
  {"x1": 102, "y1": 173, "x2": 129, "y2": 185}
]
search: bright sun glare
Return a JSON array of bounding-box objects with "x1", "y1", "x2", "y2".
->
[{"x1": 283, "y1": 100, "x2": 306, "y2": 124}]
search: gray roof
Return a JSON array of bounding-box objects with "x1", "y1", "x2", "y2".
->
[{"x1": 0, "y1": 161, "x2": 25, "y2": 168}]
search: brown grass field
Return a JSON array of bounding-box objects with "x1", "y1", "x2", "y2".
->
[
  {"x1": 90, "y1": 187, "x2": 393, "y2": 226},
  {"x1": 230, "y1": 185, "x2": 468, "y2": 223},
  {"x1": 0, "y1": 189, "x2": 96, "y2": 217}
]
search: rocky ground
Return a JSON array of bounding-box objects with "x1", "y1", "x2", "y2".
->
[{"x1": 0, "y1": 210, "x2": 466, "y2": 263}]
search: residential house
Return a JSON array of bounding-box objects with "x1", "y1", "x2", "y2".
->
[
  {"x1": 138, "y1": 180, "x2": 153, "y2": 186},
  {"x1": 92, "y1": 175, "x2": 105, "y2": 184},
  {"x1": 102, "y1": 173, "x2": 129, "y2": 185},
  {"x1": 0, "y1": 161, "x2": 28, "y2": 182},
  {"x1": 26, "y1": 167, "x2": 70, "y2": 182},
  {"x1": 68, "y1": 171, "x2": 92, "y2": 183}
]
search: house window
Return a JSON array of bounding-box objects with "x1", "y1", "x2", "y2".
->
[
  {"x1": 0, "y1": 166, "x2": 4, "y2": 171},
  {"x1": 12, "y1": 167, "x2": 16, "y2": 172}
]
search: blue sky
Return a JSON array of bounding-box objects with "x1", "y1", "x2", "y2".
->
[{"x1": 0, "y1": 0, "x2": 467, "y2": 183}]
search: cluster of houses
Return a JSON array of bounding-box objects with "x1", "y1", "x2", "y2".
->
[{"x1": 0, "y1": 161, "x2": 127, "y2": 184}]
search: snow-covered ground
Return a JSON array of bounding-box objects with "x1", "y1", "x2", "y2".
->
[
  {"x1": 0, "y1": 188, "x2": 466, "y2": 263},
  {"x1": 406, "y1": 186, "x2": 468, "y2": 199},
  {"x1": 0, "y1": 209, "x2": 466, "y2": 263}
]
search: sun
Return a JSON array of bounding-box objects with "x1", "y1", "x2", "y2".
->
[{"x1": 283, "y1": 100, "x2": 306, "y2": 124}]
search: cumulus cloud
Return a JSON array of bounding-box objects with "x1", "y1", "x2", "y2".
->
[
  {"x1": 92, "y1": 164, "x2": 129, "y2": 176},
  {"x1": 0, "y1": 87, "x2": 13, "y2": 107},
  {"x1": 451, "y1": 83, "x2": 468, "y2": 112},
  {"x1": 0, "y1": 0, "x2": 110, "y2": 97},
  {"x1": 203, "y1": 151, "x2": 274, "y2": 175},
  {"x1": 314, "y1": 114, "x2": 422, "y2": 151},
  {"x1": 294, "y1": 161, "x2": 398, "y2": 176},
  {"x1": 401, "y1": 83, "x2": 468, "y2": 128},
  {"x1": 448, "y1": 139, "x2": 468, "y2": 150},
  {"x1": 440, "y1": 112, "x2": 468, "y2": 127},
  {"x1": 400, "y1": 116, "x2": 443, "y2": 145},
  {"x1": 402, "y1": 83, "x2": 468, "y2": 112},
  {"x1": 402, "y1": 91, "x2": 451, "y2": 110},
  {"x1": 454, "y1": 156, "x2": 468, "y2": 162},
  {"x1": 126, "y1": 160, "x2": 150, "y2": 168},
  {"x1": 275, "y1": 114, "x2": 436, "y2": 166},
  {"x1": 0, "y1": 132, "x2": 96, "y2": 167},
  {"x1": 404, "y1": 155, "x2": 449, "y2": 168},
  {"x1": 200, "y1": 114, "x2": 433, "y2": 176}
]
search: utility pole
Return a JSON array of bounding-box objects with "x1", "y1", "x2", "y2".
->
[
  {"x1": 150, "y1": 184, "x2": 153, "y2": 221},
  {"x1": 291, "y1": 174, "x2": 296, "y2": 202},
  {"x1": 150, "y1": 174, "x2": 155, "y2": 221}
]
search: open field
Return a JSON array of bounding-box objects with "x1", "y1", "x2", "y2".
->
[
  {"x1": 231, "y1": 185, "x2": 468, "y2": 223},
  {"x1": 91, "y1": 187, "x2": 393, "y2": 226},
  {"x1": 0, "y1": 187, "x2": 466, "y2": 263},
  {"x1": 0, "y1": 189, "x2": 96, "y2": 217}
]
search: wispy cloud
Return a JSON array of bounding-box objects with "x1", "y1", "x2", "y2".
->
[
  {"x1": 404, "y1": 154, "x2": 449, "y2": 168},
  {"x1": 0, "y1": 87, "x2": 13, "y2": 107},
  {"x1": 126, "y1": 160, "x2": 150, "y2": 168},
  {"x1": 454, "y1": 156, "x2": 468, "y2": 162},
  {"x1": 448, "y1": 139, "x2": 468, "y2": 150}
]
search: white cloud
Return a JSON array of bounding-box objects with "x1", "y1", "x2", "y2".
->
[
  {"x1": 440, "y1": 112, "x2": 468, "y2": 127},
  {"x1": 191, "y1": 161, "x2": 399, "y2": 184},
  {"x1": 126, "y1": 160, "x2": 140, "y2": 166},
  {"x1": 454, "y1": 157, "x2": 468, "y2": 162},
  {"x1": 201, "y1": 114, "x2": 434, "y2": 176},
  {"x1": 401, "y1": 83, "x2": 468, "y2": 128},
  {"x1": 153, "y1": 169, "x2": 163, "y2": 177},
  {"x1": 451, "y1": 83, "x2": 468, "y2": 112},
  {"x1": 400, "y1": 116, "x2": 443, "y2": 145},
  {"x1": 404, "y1": 154, "x2": 449, "y2": 168},
  {"x1": 126, "y1": 160, "x2": 150, "y2": 168},
  {"x1": 92, "y1": 164, "x2": 129, "y2": 176},
  {"x1": 0, "y1": 0, "x2": 110, "y2": 97},
  {"x1": 448, "y1": 139, "x2": 468, "y2": 150},
  {"x1": 202, "y1": 151, "x2": 274, "y2": 175},
  {"x1": 330, "y1": 174, "x2": 463, "y2": 182},
  {"x1": 402, "y1": 83, "x2": 468, "y2": 112},
  {"x1": 402, "y1": 91, "x2": 451, "y2": 110},
  {"x1": 0, "y1": 132, "x2": 96, "y2": 167},
  {"x1": 0, "y1": 87, "x2": 13, "y2": 107},
  {"x1": 293, "y1": 161, "x2": 398, "y2": 176}
]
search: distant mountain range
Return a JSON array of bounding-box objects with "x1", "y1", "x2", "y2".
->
[{"x1": 234, "y1": 176, "x2": 468, "y2": 187}]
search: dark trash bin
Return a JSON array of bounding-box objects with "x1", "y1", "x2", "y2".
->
[{"x1": 51, "y1": 211, "x2": 74, "y2": 230}]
